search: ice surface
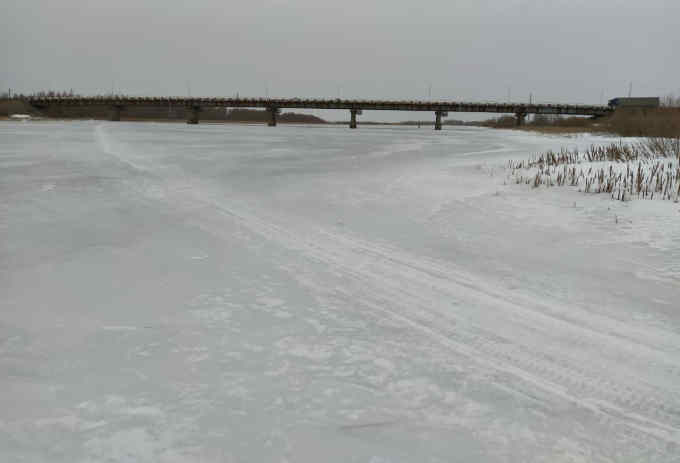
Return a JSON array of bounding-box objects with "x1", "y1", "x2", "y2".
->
[{"x1": 1, "y1": 121, "x2": 679, "y2": 462}]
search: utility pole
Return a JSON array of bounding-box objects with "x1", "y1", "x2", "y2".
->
[
  {"x1": 428, "y1": 82, "x2": 432, "y2": 100},
  {"x1": 628, "y1": 82, "x2": 633, "y2": 97}
]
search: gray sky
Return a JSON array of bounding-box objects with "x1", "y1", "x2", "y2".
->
[{"x1": 2, "y1": 0, "x2": 678, "y2": 119}]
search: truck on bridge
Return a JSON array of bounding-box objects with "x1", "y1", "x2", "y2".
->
[{"x1": 608, "y1": 97, "x2": 660, "y2": 108}]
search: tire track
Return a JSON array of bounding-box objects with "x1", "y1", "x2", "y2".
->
[
  {"x1": 99, "y1": 129, "x2": 680, "y2": 449},
  {"x1": 181, "y1": 193, "x2": 680, "y2": 447}
]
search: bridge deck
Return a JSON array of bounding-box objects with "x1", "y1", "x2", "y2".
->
[{"x1": 27, "y1": 96, "x2": 611, "y2": 116}]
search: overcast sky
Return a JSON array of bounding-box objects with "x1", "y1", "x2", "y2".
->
[{"x1": 2, "y1": 0, "x2": 678, "y2": 117}]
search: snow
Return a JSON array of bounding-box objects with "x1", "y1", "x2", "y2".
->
[{"x1": 1, "y1": 121, "x2": 679, "y2": 462}]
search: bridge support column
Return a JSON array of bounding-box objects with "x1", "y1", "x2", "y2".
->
[
  {"x1": 349, "y1": 109, "x2": 362, "y2": 128},
  {"x1": 267, "y1": 107, "x2": 280, "y2": 126},
  {"x1": 434, "y1": 111, "x2": 443, "y2": 130},
  {"x1": 515, "y1": 112, "x2": 526, "y2": 126},
  {"x1": 187, "y1": 105, "x2": 201, "y2": 124},
  {"x1": 110, "y1": 105, "x2": 123, "y2": 121}
]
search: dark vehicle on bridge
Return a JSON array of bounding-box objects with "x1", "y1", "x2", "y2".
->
[{"x1": 608, "y1": 97, "x2": 660, "y2": 108}]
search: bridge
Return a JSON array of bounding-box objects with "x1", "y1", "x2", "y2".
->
[{"x1": 27, "y1": 96, "x2": 613, "y2": 130}]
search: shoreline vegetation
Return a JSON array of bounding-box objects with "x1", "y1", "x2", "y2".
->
[
  {"x1": 480, "y1": 108, "x2": 680, "y2": 138},
  {"x1": 474, "y1": 95, "x2": 680, "y2": 138},
  {"x1": 507, "y1": 138, "x2": 680, "y2": 202}
]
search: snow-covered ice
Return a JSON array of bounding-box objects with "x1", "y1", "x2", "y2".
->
[{"x1": 1, "y1": 121, "x2": 679, "y2": 462}]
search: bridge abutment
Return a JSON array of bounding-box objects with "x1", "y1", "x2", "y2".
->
[
  {"x1": 187, "y1": 105, "x2": 201, "y2": 124},
  {"x1": 349, "y1": 109, "x2": 362, "y2": 129}
]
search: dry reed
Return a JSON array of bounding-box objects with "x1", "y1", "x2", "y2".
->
[{"x1": 508, "y1": 139, "x2": 680, "y2": 201}]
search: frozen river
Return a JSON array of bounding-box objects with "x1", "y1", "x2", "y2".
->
[{"x1": 1, "y1": 121, "x2": 679, "y2": 462}]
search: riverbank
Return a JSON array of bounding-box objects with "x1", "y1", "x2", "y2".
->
[{"x1": 479, "y1": 107, "x2": 680, "y2": 138}]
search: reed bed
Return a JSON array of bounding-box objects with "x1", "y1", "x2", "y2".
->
[{"x1": 508, "y1": 138, "x2": 680, "y2": 201}]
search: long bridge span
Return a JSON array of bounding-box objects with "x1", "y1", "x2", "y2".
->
[{"x1": 27, "y1": 96, "x2": 613, "y2": 130}]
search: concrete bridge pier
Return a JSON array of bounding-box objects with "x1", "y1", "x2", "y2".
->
[
  {"x1": 515, "y1": 112, "x2": 526, "y2": 126},
  {"x1": 187, "y1": 105, "x2": 201, "y2": 124},
  {"x1": 267, "y1": 107, "x2": 280, "y2": 126},
  {"x1": 349, "y1": 109, "x2": 362, "y2": 128},
  {"x1": 434, "y1": 111, "x2": 447, "y2": 130},
  {"x1": 110, "y1": 105, "x2": 124, "y2": 121}
]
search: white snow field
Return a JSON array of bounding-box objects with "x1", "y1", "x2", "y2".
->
[{"x1": 1, "y1": 121, "x2": 679, "y2": 462}]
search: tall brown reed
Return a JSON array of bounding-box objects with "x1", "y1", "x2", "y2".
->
[{"x1": 508, "y1": 139, "x2": 680, "y2": 201}]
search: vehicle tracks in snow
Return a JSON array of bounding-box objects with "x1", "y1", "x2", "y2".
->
[
  {"x1": 97, "y1": 125, "x2": 680, "y2": 451},
  {"x1": 166, "y1": 184, "x2": 680, "y2": 449}
]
